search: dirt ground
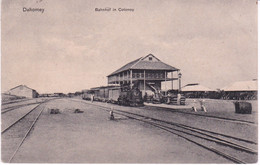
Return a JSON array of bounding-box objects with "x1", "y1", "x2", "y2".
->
[
  {"x1": 11, "y1": 98, "x2": 231, "y2": 163},
  {"x1": 82, "y1": 98, "x2": 258, "y2": 144},
  {"x1": 185, "y1": 98, "x2": 258, "y2": 121}
]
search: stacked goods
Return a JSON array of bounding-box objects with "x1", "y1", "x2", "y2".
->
[
  {"x1": 166, "y1": 94, "x2": 186, "y2": 105},
  {"x1": 145, "y1": 95, "x2": 154, "y2": 103},
  {"x1": 180, "y1": 96, "x2": 186, "y2": 105},
  {"x1": 50, "y1": 109, "x2": 60, "y2": 114},
  {"x1": 234, "y1": 102, "x2": 252, "y2": 114},
  {"x1": 168, "y1": 96, "x2": 178, "y2": 105},
  {"x1": 161, "y1": 96, "x2": 168, "y2": 104},
  {"x1": 74, "y1": 109, "x2": 84, "y2": 113}
]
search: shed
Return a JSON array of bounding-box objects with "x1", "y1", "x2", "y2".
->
[
  {"x1": 182, "y1": 84, "x2": 214, "y2": 92},
  {"x1": 221, "y1": 80, "x2": 258, "y2": 100},
  {"x1": 7, "y1": 85, "x2": 38, "y2": 98},
  {"x1": 181, "y1": 84, "x2": 214, "y2": 98},
  {"x1": 222, "y1": 80, "x2": 258, "y2": 91}
]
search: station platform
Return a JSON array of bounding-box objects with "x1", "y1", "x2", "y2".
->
[{"x1": 144, "y1": 102, "x2": 192, "y2": 110}]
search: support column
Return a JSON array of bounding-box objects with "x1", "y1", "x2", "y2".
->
[
  {"x1": 144, "y1": 70, "x2": 146, "y2": 94},
  {"x1": 179, "y1": 77, "x2": 181, "y2": 92},
  {"x1": 171, "y1": 72, "x2": 173, "y2": 90},
  {"x1": 123, "y1": 72, "x2": 125, "y2": 85},
  {"x1": 165, "y1": 71, "x2": 167, "y2": 96},
  {"x1": 130, "y1": 70, "x2": 133, "y2": 89},
  {"x1": 127, "y1": 71, "x2": 129, "y2": 84},
  {"x1": 177, "y1": 70, "x2": 182, "y2": 92},
  {"x1": 177, "y1": 70, "x2": 179, "y2": 91},
  {"x1": 118, "y1": 73, "x2": 120, "y2": 85},
  {"x1": 118, "y1": 74, "x2": 120, "y2": 85}
]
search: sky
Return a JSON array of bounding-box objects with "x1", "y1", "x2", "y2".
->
[{"x1": 1, "y1": 0, "x2": 258, "y2": 93}]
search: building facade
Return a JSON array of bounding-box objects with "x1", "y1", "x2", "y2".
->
[
  {"x1": 7, "y1": 85, "x2": 38, "y2": 98},
  {"x1": 107, "y1": 54, "x2": 181, "y2": 96}
]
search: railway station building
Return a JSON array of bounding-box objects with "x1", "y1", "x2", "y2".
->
[{"x1": 107, "y1": 54, "x2": 181, "y2": 96}]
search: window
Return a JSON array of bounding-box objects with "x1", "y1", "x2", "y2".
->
[
  {"x1": 159, "y1": 73, "x2": 162, "y2": 78},
  {"x1": 149, "y1": 57, "x2": 152, "y2": 61}
]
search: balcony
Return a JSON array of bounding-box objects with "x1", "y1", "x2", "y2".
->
[{"x1": 108, "y1": 72, "x2": 175, "y2": 84}]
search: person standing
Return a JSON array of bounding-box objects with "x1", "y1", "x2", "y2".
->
[
  {"x1": 91, "y1": 94, "x2": 94, "y2": 103},
  {"x1": 199, "y1": 99, "x2": 207, "y2": 112},
  {"x1": 177, "y1": 93, "x2": 181, "y2": 105}
]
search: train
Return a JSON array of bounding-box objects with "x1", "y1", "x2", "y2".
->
[
  {"x1": 82, "y1": 83, "x2": 188, "y2": 106},
  {"x1": 82, "y1": 85, "x2": 144, "y2": 106}
]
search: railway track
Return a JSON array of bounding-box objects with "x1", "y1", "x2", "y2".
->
[
  {"x1": 79, "y1": 100, "x2": 257, "y2": 164},
  {"x1": 1, "y1": 98, "x2": 31, "y2": 105},
  {"x1": 1, "y1": 103, "x2": 42, "y2": 134},
  {"x1": 1, "y1": 102, "x2": 44, "y2": 114},
  {"x1": 2, "y1": 98, "x2": 55, "y2": 114},
  {"x1": 1, "y1": 100, "x2": 49, "y2": 163}
]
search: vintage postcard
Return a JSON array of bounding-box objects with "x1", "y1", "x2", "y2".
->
[{"x1": 1, "y1": 0, "x2": 258, "y2": 163}]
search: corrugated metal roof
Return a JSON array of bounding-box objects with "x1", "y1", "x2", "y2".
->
[
  {"x1": 108, "y1": 58, "x2": 141, "y2": 76},
  {"x1": 222, "y1": 80, "x2": 258, "y2": 91},
  {"x1": 9, "y1": 85, "x2": 36, "y2": 91},
  {"x1": 131, "y1": 60, "x2": 178, "y2": 70},
  {"x1": 90, "y1": 84, "x2": 120, "y2": 90},
  {"x1": 108, "y1": 54, "x2": 179, "y2": 76},
  {"x1": 182, "y1": 84, "x2": 214, "y2": 92}
]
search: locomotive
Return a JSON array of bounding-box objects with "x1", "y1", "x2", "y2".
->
[
  {"x1": 82, "y1": 85, "x2": 144, "y2": 106},
  {"x1": 118, "y1": 86, "x2": 143, "y2": 106}
]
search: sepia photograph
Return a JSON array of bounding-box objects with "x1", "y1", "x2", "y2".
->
[{"x1": 1, "y1": 0, "x2": 258, "y2": 163}]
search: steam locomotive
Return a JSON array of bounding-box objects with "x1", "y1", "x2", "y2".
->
[{"x1": 118, "y1": 87, "x2": 143, "y2": 106}]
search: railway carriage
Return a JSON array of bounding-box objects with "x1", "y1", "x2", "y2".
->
[
  {"x1": 82, "y1": 90, "x2": 93, "y2": 101},
  {"x1": 108, "y1": 87, "x2": 121, "y2": 103},
  {"x1": 82, "y1": 85, "x2": 144, "y2": 106}
]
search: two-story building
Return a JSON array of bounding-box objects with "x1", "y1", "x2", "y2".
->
[{"x1": 107, "y1": 54, "x2": 181, "y2": 96}]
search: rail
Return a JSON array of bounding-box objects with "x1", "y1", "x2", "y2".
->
[{"x1": 77, "y1": 100, "x2": 257, "y2": 164}]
